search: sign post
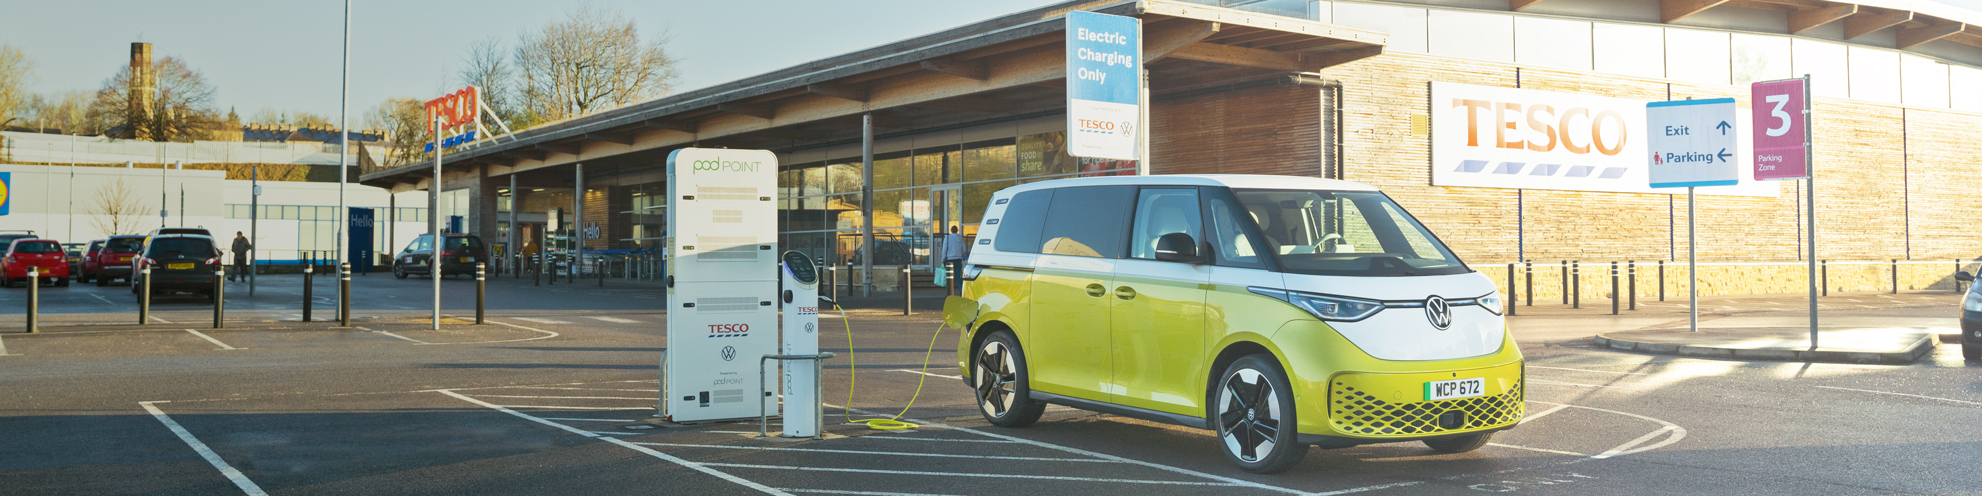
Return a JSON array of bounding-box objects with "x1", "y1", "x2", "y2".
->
[
  {"x1": 1752, "y1": 76, "x2": 1816, "y2": 348},
  {"x1": 1645, "y1": 98, "x2": 1739, "y2": 333},
  {"x1": 1065, "y1": 11, "x2": 1141, "y2": 163}
]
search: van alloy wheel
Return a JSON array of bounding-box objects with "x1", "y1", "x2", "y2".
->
[
  {"x1": 1214, "y1": 355, "x2": 1305, "y2": 473},
  {"x1": 976, "y1": 341, "x2": 1018, "y2": 418}
]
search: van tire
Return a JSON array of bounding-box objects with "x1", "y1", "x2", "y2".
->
[
  {"x1": 1213, "y1": 354, "x2": 1306, "y2": 474},
  {"x1": 1423, "y1": 432, "x2": 1493, "y2": 454},
  {"x1": 973, "y1": 331, "x2": 1046, "y2": 427}
]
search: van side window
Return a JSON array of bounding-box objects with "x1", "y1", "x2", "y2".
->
[
  {"x1": 1036, "y1": 186, "x2": 1134, "y2": 258},
  {"x1": 1205, "y1": 188, "x2": 1268, "y2": 269},
  {"x1": 992, "y1": 190, "x2": 1051, "y2": 254},
  {"x1": 1128, "y1": 188, "x2": 1201, "y2": 260}
]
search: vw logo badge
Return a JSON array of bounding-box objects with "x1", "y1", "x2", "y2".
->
[
  {"x1": 720, "y1": 346, "x2": 737, "y2": 361},
  {"x1": 1424, "y1": 295, "x2": 1453, "y2": 330},
  {"x1": 804, "y1": 322, "x2": 815, "y2": 334}
]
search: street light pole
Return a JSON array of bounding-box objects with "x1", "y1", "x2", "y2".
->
[
  {"x1": 432, "y1": 115, "x2": 443, "y2": 331},
  {"x1": 336, "y1": 0, "x2": 352, "y2": 315}
]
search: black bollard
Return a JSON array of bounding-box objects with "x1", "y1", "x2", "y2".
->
[
  {"x1": 903, "y1": 265, "x2": 912, "y2": 316},
  {"x1": 1560, "y1": 260, "x2": 1569, "y2": 305},
  {"x1": 303, "y1": 265, "x2": 314, "y2": 322},
  {"x1": 1821, "y1": 260, "x2": 1829, "y2": 296},
  {"x1": 1610, "y1": 262, "x2": 1619, "y2": 315},
  {"x1": 1524, "y1": 260, "x2": 1533, "y2": 307},
  {"x1": 213, "y1": 267, "x2": 225, "y2": 329},
  {"x1": 1573, "y1": 261, "x2": 1581, "y2": 309},
  {"x1": 1505, "y1": 263, "x2": 1516, "y2": 316},
  {"x1": 1628, "y1": 261, "x2": 1637, "y2": 311},
  {"x1": 339, "y1": 263, "x2": 351, "y2": 326},
  {"x1": 1892, "y1": 259, "x2": 1899, "y2": 294},
  {"x1": 26, "y1": 267, "x2": 38, "y2": 333},
  {"x1": 1658, "y1": 260, "x2": 1666, "y2": 301},
  {"x1": 476, "y1": 263, "x2": 487, "y2": 325}
]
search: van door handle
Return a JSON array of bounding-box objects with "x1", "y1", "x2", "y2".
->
[
  {"x1": 1085, "y1": 283, "x2": 1106, "y2": 297},
  {"x1": 1114, "y1": 286, "x2": 1137, "y2": 300}
]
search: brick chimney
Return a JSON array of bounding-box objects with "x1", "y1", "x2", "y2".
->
[{"x1": 128, "y1": 42, "x2": 155, "y2": 140}]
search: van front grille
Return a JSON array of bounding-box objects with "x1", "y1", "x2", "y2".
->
[{"x1": 1329, "y1": 378, "x2": 1523, "y2": 437}]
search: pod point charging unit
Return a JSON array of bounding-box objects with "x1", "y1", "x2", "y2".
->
[
  {"x1": 776, "y1": 251, "x2": 822, "y2": 437},
  {"x1": 662, "y1": 148, "x2": 781, "y2": 423}
]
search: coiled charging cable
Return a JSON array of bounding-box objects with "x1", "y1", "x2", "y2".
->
[{"x1": 835, "y1": 304, "x2": 948, "y2": 430}]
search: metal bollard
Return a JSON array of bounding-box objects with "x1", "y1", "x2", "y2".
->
[
  {"x1": 903, "y1": 265, "x2": 912, "y2": 316},
  {"x1": 1572, "y1": 261, "x2": 1581, "y2": 309},
  {"x1": 26, "y1": 267, "x2": 38, "y2": 333},
  {"x1": 829, "y1": 266, "x2": 839, "y2": 303},
  {"x1": 1523, "y1": 260, "x2": 1533, "y2": 307},
  {"x1": 1628, "y1": 261, "x2": 1637, "y2": 311},
  {"x1": 139, "y1": 266, "x2": 152, "y2": 325},
  {"x1": 1821, "y1": 260, "x2": 1828, "y2": 296},
  {"x1": 1560, "y1": 260, "x2": 1569, "y2": 305},
  {"x1": 600, "y1": 257, "x2": 605, "y2": 288},
  {"x1": 476, "y1": 263, "x2": 487, "y2": 325},
  {"x1": 303, "y1": 265, "x2": 314, "y2": 322},
  {"x1": 1658, "y1": 260, "x2": 1666, "y2": 301},
  {"x1": 339, "y1": 263, "x2": 351, "y2": 326},
  {"x1": 213, "y1": 267, "x2": 225, "y2": 329},
  {"x1": 1503, "y1": 263, "x2": 1516, "y2": 316},
  {"x1": 1892, "y1": 259, "x2": 1899, "y2": 294},
  {"x1": 1610, "y1": 262, "x2": 1619, "y2": 315}
]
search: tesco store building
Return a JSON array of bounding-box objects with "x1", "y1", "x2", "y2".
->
[{"x1": 362, "y1": 0, "x2": 1982, "y2": 298}]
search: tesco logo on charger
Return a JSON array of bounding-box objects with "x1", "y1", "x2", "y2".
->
[
  {"x1": 1076, "y1": 119, "x2": 1115, "y2": 132},
  {"x1": 707, "y1": 323, "x2": 750, "y2": 338}
]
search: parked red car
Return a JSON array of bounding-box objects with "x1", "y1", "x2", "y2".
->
[
  {"x1": 3, "y1": 238, "x2": 71, "y2": 287},
  {"x1": 84, "y1": 235, "x2": 145, "y2": 285}
]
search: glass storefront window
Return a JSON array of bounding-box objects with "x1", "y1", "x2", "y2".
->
[
  {"x1": 829, "y1": 161, "x2": 862, "y2": 194},
  {"x1": 963, "y1": 180, "x2": 1015, "y2": 225},
  {"x1": 962, "y1": 139, "x2": 1016, "y2": 183},
  {"x1": 874, "y1": 151, "x2": 912, "y2": 190},
  {"x1": 1017, "y1": 132, "x2": 1073, "y2": 177},
  {"x1": 913, "y1": 149, "x2": 950, "y2": 186}
]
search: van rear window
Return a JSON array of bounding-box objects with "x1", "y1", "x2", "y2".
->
[
  {"x1": 992, "y1": 190, "x2": 1050, "y2": 254},
  {"x1": 1035, "y1": 186, "x2": 1135, "y2": 258}
]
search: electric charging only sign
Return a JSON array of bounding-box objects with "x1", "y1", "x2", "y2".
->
[
  {"x1": 1646, "y1": 98, "x2": 1739, "y2": 188},
  {"x1": 1065, "y1": 10, "x2": 1140, "y2": 161}
]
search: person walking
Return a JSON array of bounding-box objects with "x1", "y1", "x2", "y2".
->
[
  {"x1": 230, "y1": 232, "x2": 252, "y2": 282},
  {"x1": 942, "y1": 225, "x2": 966, "y2": 295}
]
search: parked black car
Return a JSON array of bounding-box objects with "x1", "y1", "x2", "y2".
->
[
  {"x1": 131, "y1": 234, "x2": 222, "y2": 301},
  {"x1": 394, "y1": 234, "x2": 488, "y2": 279},
  {"x1": 1958, "y1": 272, "x2": 1981, "y2": 360}
]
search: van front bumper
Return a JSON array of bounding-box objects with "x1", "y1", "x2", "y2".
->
[{"x1": 1309, "y1": 361, "x2": 1524, "y2": 445}]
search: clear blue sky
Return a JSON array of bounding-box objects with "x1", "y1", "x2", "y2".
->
[
  {"x1": 5, "y1": 0, "x2": 1980, "y2": 126},
  {"x1": 0, "y1": 0, "x2": 1059, "y2": 126}
]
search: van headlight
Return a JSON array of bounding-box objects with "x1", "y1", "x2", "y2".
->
[
  {"x1": 1964, "y1": 290, "x2": 1982, "y2": 312},
  {"x1": 1478, "y1": 292, "x2": 1504, "y2": 316},
  {"x1": 1249, "y1": 288, "x2": 1384, "y2": 322}
]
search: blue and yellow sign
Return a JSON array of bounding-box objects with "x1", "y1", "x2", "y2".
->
[{"x1": 0, "y1": 172, "x2": 11, "y2": 216}]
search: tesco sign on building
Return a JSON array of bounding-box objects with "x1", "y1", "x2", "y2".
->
[{"x1": 1430, "y1": 82, "x2": 1775, "y2": 197}]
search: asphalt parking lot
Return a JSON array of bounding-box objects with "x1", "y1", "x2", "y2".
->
[{"x1": 2, "y1": 273, "x2": 1979, "y2": 495}]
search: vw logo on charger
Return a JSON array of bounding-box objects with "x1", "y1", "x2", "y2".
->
[
  {"x1": 1424, "y1": 295, "x2": 1453, "y2": 330},
  {"x1": 720, "y1": 346, "x2": 737, "y2": 361}
]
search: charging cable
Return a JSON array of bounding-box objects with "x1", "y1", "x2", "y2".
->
[{"x1": 835, "y1": 303, "x2": 948, "y2": 430}]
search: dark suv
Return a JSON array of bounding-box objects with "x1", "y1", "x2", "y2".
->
[
  {"x1": 131, "y1": 234, "x2": 222, "y2": 301},
  {"x1": 394, "y1": 234, "x2": 487, "y2": 279}
]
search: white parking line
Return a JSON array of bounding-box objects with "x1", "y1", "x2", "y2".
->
[
  {"x1": 184, "y1": 329, "x2": 241, "y2": 350},
  {"x1": 1593, "y1": 426, "x2": 1679, "y2": 459},
  {"x1": 1488, "y1": 443, "x2": 1588, "y2": 456},
  {"x1": 1530, "y1": 401, "x2": 1688, "y2": 459},
  {"x1": 1816, "y1": 386, "x2": 1982, "y2": 406},
  {"x1": 139, "y1": 401, "x2": 268, "y2": 496},
  {"x1": 1521, "y1": 404, "x2": 1573, "y2": 423},
  {"x1": 848, "y1": 436, "x2": 1016, "y2": 444},
  {"x1": 495, "y1": 405, "x2": 651, "y2": 410},
  {"x1": 514, "y1": 317, "x2": 571, "y2": 324},
  {"x1": 496, "y1": 387, "x2": 658, "y2": 392},
  {"x1": 783, "y1": 490, "x2": 962, "y2": 496},
  {"x1": 892, "y1": 369, "x2": 962, "y2": 380},
  {"x1": 438, "y1": 390, "x2": 791, "y2": 495},
  {"x1": 632, "y1": 441, "x2": 1114, "y2": 462},
  {"x1": 697, "y1": 462, "x2": 1243, "y2": 487},
  {"x1": 151, "y1": 315, "x2": 174, "y2": 324},
  {"x1": 372, "y1": 331, "x2": 428, "y2": 344},
  {"x1": 89, "y1": 293, "x2": 115, "y2": 305},
  {"x1": 540, "y1": 417, "x2": 638, "y2": 422},
  {"x1": 1527, "y1": 365, "x2": 1649, "y2": 375},
  {"x1": 480, "y1": 395, "x2": 653, "y2": 400},
  {"x1": 1528, "y1": 379, "x2": 1638, "y2": 390},
  {"x1": 588, "y1": 316, "x2": 641, "y2": 323}
]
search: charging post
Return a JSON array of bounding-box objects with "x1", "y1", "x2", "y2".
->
[{"x1": 775, "y1": 251, "x2": 825, "y2": 437}]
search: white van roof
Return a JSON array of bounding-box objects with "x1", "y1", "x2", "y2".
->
[{"x1": 993, "y1": 174, "x2": 1382, "y2": 195}]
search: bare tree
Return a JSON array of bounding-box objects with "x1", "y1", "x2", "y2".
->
[
  {"x1": 247, "y1": 108, "x2": 334, "y2": 128},
  {"x1": 28, "y1": 90, "x2": 98, "y2": 135},
  {"x1": 459, "y1": 37, "x2": 528, "y2": 128},
  {"x1": 0, "y1": 44, "x2": 32, "y2": 129},
  {"x1": 363, "y1": 97, "x2": 429, "y2": 169},
  {"x1": 88, "y1": 55, "x2": 220, "y2": 141},
  {"x1": 88, "y1": 177, "x2": 148, "y2": 236},
  {"x1": 515, "y1": 6, "x2": 679, "y2": 123}
]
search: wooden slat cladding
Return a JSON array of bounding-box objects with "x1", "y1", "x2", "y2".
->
[{"x1": 1150, "y1": 84, "x2": 1323, "y2": 177}]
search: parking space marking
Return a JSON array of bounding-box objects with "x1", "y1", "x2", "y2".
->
[
  {"x1": 184, "y1": 329, "x2": 242, "y2": 350},
  {"x1": 540, "y1": 417, "x2": 640, "y2": 422},
  {"x1": 1528, "y1": 379, "x2": 1638, "y2": 390},
  {"x1": 1487, "y1": 443, "x2": 1589, "y2": 456},
  {"x1": 139, "y1": 401, "x2": 268, "y2": 496},
  {"x1": 782, "y1": 490, "x2": 961, "y2": 496},
  {"x1": 513, "y1": 317, "x2": 571, "y2": 324},
  {"x1": 496, "y1": 386, "x2": 658, "y2": 392},
  {"x1": 1527, "y1": 365, "x2": 1648, "y2": 375},
  {"x1": 151, "y1": 316, "x2": 174, "y2": 324},
  {"x1": 371, "y1": 331, "x2": 428, "y2": 344},
  {"x1": 1815, "y1": 386, "x2": 1982, "y2": 407},
  {"x1": 438, "y1": 390, "x2": 792, "y2": 495},
  {"x1": 495, "y1": 405, "x2": 651, "y2": 410},
  {"x1": 0, "y1": 334, "x2": 11, "y2": 356},
  {"x1": 1592, "y1": 426, "x2": 1678, "y2": 459},
  {"x1": 588, "y1": 316, "x2": 641, "y2": 323},
  {"x1": 1520, "y1": 404, "x2": 1573, "y2": 423},
  {"x1": 480, "y1": 394, "x2": 653, "y2": 400},
  {"x1": 1529, "y1": 401, "x2": 1688, "y2": 460},
  {"x1": 631, "y1": 441, "x2": 1116, "y2": 462},
  {"x1": 698, "y1": 463, "x2": 1245, "y2": 487},
  {"x1": 88, "y1": 293, "x2": 115, "y2": 305},
  {"x1": 892, "y1": 369, "x2": 962, "y2": 380}
]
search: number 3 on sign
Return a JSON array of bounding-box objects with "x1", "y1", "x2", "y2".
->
[{"x1": 1763, "y1": 94, "x2": 1792, "y2": 137}]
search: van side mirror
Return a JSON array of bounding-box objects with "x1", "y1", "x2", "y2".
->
[
  {"x1": 1956, "y1": 271, "x2": 1974, "y2": 283},
  {"x1": 1154, "y1": 232, "x2": 1206, "y2": 265}
]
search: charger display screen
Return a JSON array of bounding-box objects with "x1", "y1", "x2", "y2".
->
[{"x1": 782, "y1": 251, "x2": 817, "y2": 284}]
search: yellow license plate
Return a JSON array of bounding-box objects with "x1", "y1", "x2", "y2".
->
[
  {"x1": 167, "y1": 263, "x2": 194, "y2": 270},
  {"x1": 460, "y1": 257, "x2": 473, "y2": 263},
  {"x1": 119, "y1": 256, "x2": 132, "y2": 262}
]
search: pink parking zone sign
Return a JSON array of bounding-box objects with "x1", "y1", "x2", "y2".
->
[{"x1": 1750, "y1": 79, "x2": 1809, "y2": 180}]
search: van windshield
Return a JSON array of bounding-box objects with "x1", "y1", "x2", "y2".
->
[{"x1": 1231, "y1": 189, "x2": 1468, "y2": 277}]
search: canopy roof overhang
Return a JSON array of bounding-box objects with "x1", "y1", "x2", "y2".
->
[{"x1": 360, "y1": 0, "x2": 1387, "y2": 192}]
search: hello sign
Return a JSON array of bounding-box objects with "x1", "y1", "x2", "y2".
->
[{"x1": 426, "y1": 86, "x2": 480, "y2": 134}]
